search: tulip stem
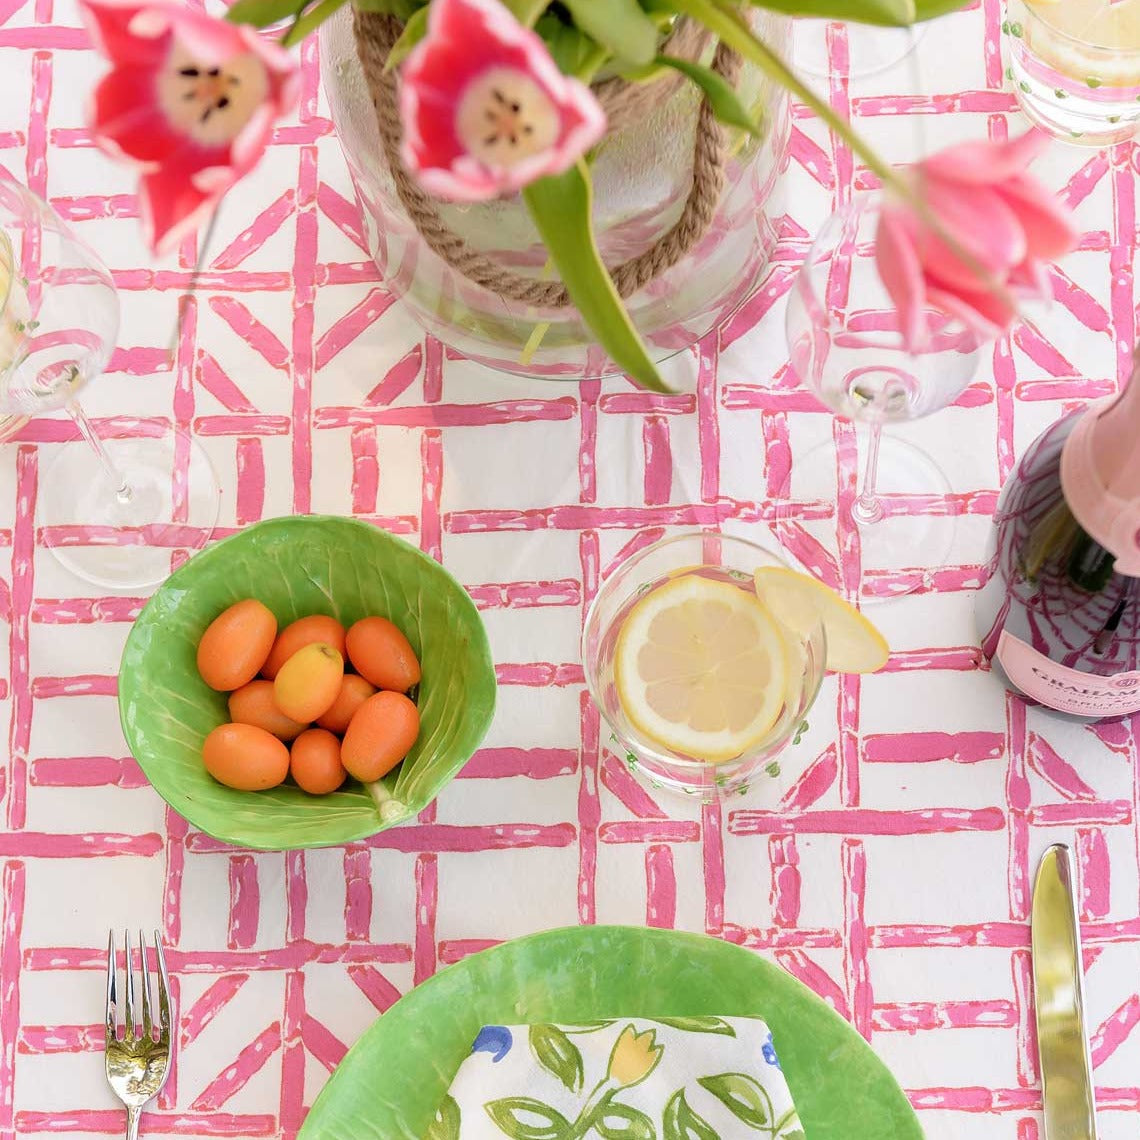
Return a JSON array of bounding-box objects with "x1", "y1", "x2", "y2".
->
[
  {"x1": 567, "y1": 1081, "x2": 615, "y2": 1140},
  {"x1": 166, "y1": 206, "x2": 223, "y2": 364},
  {"x1": 683, "y1": 1, "x2": 1019, "y2": 317},
  {"x1": 852, "y1": 421, "x2": 885, "y2": 527}
]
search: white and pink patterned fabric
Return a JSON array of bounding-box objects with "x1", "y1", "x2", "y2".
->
[{"x1": 0, "y1": 7, "x2": 1134, "y2": 1140}]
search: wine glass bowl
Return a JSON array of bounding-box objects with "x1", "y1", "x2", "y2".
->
[
  {"x1": 794, "y1": 20, "x2": 927, "y2": 80},
  {"x1": 0, "y1": 176, "x2": 119, "y2": 416},
  {"x1": 786, "y1": 199, "x2": 985, "y2": 423},
  {"x1": 0, "y1": 173, "x2": 220, "y2": 590},
  {"x1": 781, "y1": 194, "x2": 990, "y2": 601}
]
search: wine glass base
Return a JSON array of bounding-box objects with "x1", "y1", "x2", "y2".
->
[
  {"x1": 794, "y1": 21, "x2": 927, "y2": 79},
  {"x1": 774, "y1": 433, "x2": 955, "y2": 604},
  {"x1": 40, "y1": 428, "x2": 220, "y2": 590}
]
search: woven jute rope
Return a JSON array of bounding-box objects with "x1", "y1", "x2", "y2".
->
[{"x1": 352, "y1": 11, "x2": 740, "y2": 309}]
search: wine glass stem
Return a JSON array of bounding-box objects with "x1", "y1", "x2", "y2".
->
[
  {"x1": 66, "y1": 400, "x2": 134, "y2": 506},
  {"x1": 851, "y1": 421, "x2": 885, "y2": 526}
]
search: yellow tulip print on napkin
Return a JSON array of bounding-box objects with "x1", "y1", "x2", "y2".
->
[{"x1": 426, "y1": 1016, "x2": 805, "y2": 1139}]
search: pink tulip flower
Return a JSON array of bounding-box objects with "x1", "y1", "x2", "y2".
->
[
  {"x1": 875, "y1": 130, "x2": 1078, "y2": 351},
  {"x1": 80, "y1": 0, "x2": 300, "y2": 255},
  {"x1": 399, "y1": 0, "x2": 607, "y2": 202}
]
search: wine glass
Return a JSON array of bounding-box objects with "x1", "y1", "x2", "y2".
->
[
  {"x1": 780, "y1": 194, "x2": 987, "y2": 602},
  {"x1": 794, "y1": 19, "x2": 926, "y2": 79},
  {"x1": 0, "y1": 174, "x2": 220, "y2": 589}
]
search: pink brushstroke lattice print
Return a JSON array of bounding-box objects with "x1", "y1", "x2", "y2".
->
[{"x1": 0, "y1": 6, "x2": 1136, "y2": 1140}]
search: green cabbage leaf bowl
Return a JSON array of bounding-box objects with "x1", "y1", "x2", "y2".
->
[{"x1": 118, "y1": 515, "x2": 496, "y2": 850}]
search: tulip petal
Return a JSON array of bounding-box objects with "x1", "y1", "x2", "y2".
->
[
  {"x1": 399, "y1": 0, "x2": 606, "y2": 202},
  {"x1": 874, "y1": 205, "x2": 927, "y2": 353},
  {"x1": 229, "y1": 103, "x2": 278, "y2": 175},
  {"x1": 79, "y1": 0, "x2": 165, "y2": 64},
  {"x1": 996, "y1": 175, "x2": 1080, "y2": 262},
  {"x1": 417, "y1": 0, "x2": 509, "y2": 88},
  {"x1": 82, "y1": 0, "x2": 299, "y2": 256},
  {"x1": 1009, "y1": 256, "x2": 1053, "y2": 300},
  {"x1": 920, "y1": 129, "x2": 1050, "y2": 185},
  {"x1": 89, "y1": 69, "x2": 187, "y2": 165},
  {"x1": 926, "y1": 281, "x2": 1018, "y2": 341},
  {"x1": 139, "y1": 163, "x2": 223, "y2": 256},
  {"x1": 917, "y1": 179, "x2": 1027, "y2": 291}
]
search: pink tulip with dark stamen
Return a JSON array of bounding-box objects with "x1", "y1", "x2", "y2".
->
[
  {"x1": 80, "y1": 0, "x2": 300, "y2": 255},
  {"x1": 399, "y1": 0, "x2": 607, "y2": 202},
  {"x1": 875, "y1": 130, "x2": 1079, "y2": 351}
]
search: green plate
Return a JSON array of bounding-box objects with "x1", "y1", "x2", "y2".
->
[
  {"x1": 299, "y1": 926, "x2": 921, "y2": 1140},
  {"x1": 118, "y1": 515, "x2": 496, "y2": 851}
]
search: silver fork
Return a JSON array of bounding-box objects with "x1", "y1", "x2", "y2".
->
[{"x1": 105, "y1": 931, "x2": 173, "y2": 1140}]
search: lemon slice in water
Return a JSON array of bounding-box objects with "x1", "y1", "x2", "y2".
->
[
  {"x1": 753, "y1": 567, "x2": 890, "y2": 674},
  {"x1": 614, "y1": 575, "x2": 788, "y2": 763},
  {"x1": 1024, "y1": 0, "x2": 1140, "y2": 84}
]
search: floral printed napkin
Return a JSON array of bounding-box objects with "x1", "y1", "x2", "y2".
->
[{"x1": 426, "y1": 1017, "x2": 805, "y2": 1139}]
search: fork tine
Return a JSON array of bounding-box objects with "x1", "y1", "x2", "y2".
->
[
  {"x1": 105, "y1": 930, "x2": 117, "y2": 1043},
  {"x1": 122, "y1": 927, "x2": 135, "y2": 1041},
  {"x1": 153, "y1": 931, "x2": 171, "y2": 1040},
  {"x1": 138, "y1": 929, "x2": 153, "y2": 1039}
]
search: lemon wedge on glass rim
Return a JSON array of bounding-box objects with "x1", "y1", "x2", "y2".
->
[
  {"x1": 753, "y1": 567, "x2": 889, "y2": 674},
  {"x1": 613, "y1": 575, "x2": 789, "y2": 763}
]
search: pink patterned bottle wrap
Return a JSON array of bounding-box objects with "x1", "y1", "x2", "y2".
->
[
  {"x1": 997, "y1": 629, "x2": 1140, "y2": 717},
  {"x1": 1060, "y1": 356, "x2": 1140, "y2": 577}
]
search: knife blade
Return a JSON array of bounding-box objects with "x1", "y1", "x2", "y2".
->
[{"x1": 1032, "y1": 843, "x2": 1098, "y2": 1140}]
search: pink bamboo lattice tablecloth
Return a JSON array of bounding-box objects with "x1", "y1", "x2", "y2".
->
[{"x1": 0, "y1": 4, "x2": 1136, "y2": 1140}]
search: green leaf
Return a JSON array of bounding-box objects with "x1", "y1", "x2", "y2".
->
[
  {"x1": 424, "y1": 1095, "x2": 460, "y2": 1140},
  {"x1": 384, "y1": 4, "x2": 429, "y2": 71},
  {"x1": 663, "y1": 1089, "x2": 718, "y2": 1140},
  {"x1": 780, "y1": 1131, "x2": 806, "y2": 1140},
  {"x1": 743, "y1": 0, "x2": 915, "y2": 26},
  {"x1": 281, "y1": 0, "x2": 348, "y2": 46},
  {"x1": 653, "y1": 1016, "x2": 738, "y2": 1036},
  {"x1": 117, "y1": 515, "x2": 497, "y2": 851},
  {"x1": 914, "y1": 0, "x2": 971, "y2": 17},
  {"x1": 224, "y1": 0, "x2": 300, "y2": 27},
  {"x1": 351, "y1": 0, "x2": 423, "y2": 16},
  {"x1": 522, "y1": 162, "x2": 669, "y2": 394},
  {"x1": 528, "y1": 1025, "x2": 584, "y2": 1093},
  {"x1": 593, "y1": 1102, "x2": 656, "y2": 1140},
  {"x1": 501, "y1": 0, "x2": 550, "y2": 25},
  {"x1": 535, "y1": 15, "x2": 610, "y2": 80},
  {"x1": 484, "y1": 1097, "x2": 572, "y2": 1140},
  {"x1": 672, "y1": 0, "x2": 905, "y2": 197},
  {"x1": 654, "y1": 55, "x2": 762, "y2": 135},
  {"x1": 560, "y1": 0, "x2": 660, "y2": 64},
  {"x1": 697, "y1": 1073, "x2": 774, "y2": 1130}
]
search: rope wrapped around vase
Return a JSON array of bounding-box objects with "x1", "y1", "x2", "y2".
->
[{"x1": 352, "y1": 11, "x2": 742, "y2": 310}]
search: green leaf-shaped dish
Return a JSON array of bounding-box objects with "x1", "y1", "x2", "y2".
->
[
  {"x1": 297, "y1": 926, "x2": 923, "y2": 1140},
  {"x1": 118, "y1": 515, "x2": 496, "y2": 850}
]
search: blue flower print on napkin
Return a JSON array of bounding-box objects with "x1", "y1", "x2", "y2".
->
[
  {"x1": 762, "y1": 1031, "x2": 782, "y2": 1071},
  {"x1": 472, "y1": 1025, "x2": 513, "y2": 1063}
]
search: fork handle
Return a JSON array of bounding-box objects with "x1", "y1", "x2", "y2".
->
[{"x1": 125, "y1": 1105, "x2": 142, "y2": 1140}]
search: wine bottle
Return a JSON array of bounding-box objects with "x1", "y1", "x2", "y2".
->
[{"x1": 976, "y1": 353, "x2": 1140, "y2": 720}]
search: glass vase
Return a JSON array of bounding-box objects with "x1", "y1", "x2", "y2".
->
[{"x1": 319, "y1": 9, "x2": 792, "y2": 380}]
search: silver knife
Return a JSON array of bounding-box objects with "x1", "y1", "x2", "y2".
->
[{"x1": 1032, "y1": 843, "x2": 1098, "y2": 1140}]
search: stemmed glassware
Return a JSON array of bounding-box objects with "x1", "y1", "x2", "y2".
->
[
  {"x1": 795, "y1": 20, "x2": 925, "y2": 79},
  {"x1": 780, "y1": 194, "x2": 987, "y2": 602},
  {"x1": 0, "y1": 174, "x2": 219, "y2": 589}
]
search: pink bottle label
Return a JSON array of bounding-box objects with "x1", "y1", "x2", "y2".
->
[{"x1": 997, "y1": 630, "x2": 1140, "y2": 718}]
